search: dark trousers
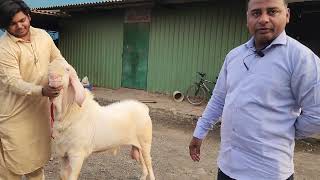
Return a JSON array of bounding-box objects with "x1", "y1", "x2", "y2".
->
[{"x1": 217, "y1": 169, "x2": 294, "y2": 180}]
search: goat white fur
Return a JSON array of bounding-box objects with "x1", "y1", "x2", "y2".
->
[{"x1": 48, "y1": 60, "x2": 155, "y2": 180}]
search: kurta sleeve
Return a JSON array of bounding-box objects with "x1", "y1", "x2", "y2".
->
[{"x1": 0, "y1": 47, "x2": 43, "y2": 96}]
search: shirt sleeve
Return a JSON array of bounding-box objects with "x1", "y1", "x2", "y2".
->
[
  {"x1": 291, "y1": 51, "x2": 320, "y2": 139},
  {"x1": 0, "y1": 48, "x2": 43, "y2": 96},
  {"x1": 193, "y1": 58, "x2": 227, "y2": 139}
]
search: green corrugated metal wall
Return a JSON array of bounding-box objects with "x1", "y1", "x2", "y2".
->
[
  {"x1": 58, "y1": 2, "x2": 249, "y2": 93},
  {"x1": 147, "y1": 1, "x2": 250, "y2": 94},
  {"x1": 59, "y1": 11, "x2": 124, "y2": 89}
]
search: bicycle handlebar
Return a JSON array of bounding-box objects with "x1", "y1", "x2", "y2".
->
[
  {"x1": 197, "y1": 72, "x2": 206, "y2": 77},
  {"x1": 196, "y1": 72, "x2": 218, "y2": 83}
]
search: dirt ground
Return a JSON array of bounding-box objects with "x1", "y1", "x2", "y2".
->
[
  {"x1": 44, "y1": 109, "x2": 320, "y2": 180},
  {"x1": 43, "y1": 89, "x2": 320, "y2": 180}
]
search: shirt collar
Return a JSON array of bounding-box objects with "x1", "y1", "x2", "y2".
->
[
  {"x1": 245, "y1": 31, "x2": 288, "y2": 51},
  {"x1": 6, "y1": 26, "x2": 36, "y2": 43}
]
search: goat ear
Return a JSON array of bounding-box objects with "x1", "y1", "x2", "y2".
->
[{"x1": 68, "y1": 66, "x2": 85, "y2": 107}]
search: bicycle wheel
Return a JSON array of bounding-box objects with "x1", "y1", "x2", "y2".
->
[{"x1": 186, "y1": 84, "x2": 207, "y2": 105}]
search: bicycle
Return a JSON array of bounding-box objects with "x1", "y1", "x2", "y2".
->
[{"x1": 186, "y1": 72, "x2": 216, "y2": 105}]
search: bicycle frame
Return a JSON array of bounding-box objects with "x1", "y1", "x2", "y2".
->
[
  {"x1": 203, "y1": 80, "x2": 212, "y2": 90},
  {"x1": 186, "y1": 72, "x2": 217, "y2": 105},
  {"x1": 200, "y1": 79, "x2": 214, "y2": 95}
]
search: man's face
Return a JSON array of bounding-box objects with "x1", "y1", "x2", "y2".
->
[
  {"x1": 7, "y1": 11, "x2": 31, "y2": 39},
  {"x1": 247, "y1": 0, "x2": 290, "y2": 48}
]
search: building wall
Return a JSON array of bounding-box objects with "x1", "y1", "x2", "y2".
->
[
  {"x1": 147, "y1": 1, "x2": 249, "y2": 94},
  {"x1": 59, "y1": 11, "x2": 124, "y2": 89},
  {"x1": 58, "y1": 1, "x2": 249, "y2": 93}
]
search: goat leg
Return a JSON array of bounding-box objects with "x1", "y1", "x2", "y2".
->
[{"x1": 64, "y1": 153, "x2": 86, "y2": 180}]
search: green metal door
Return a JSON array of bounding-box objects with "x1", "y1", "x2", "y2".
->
[{"x1": 122, "y1": 23, "x2": 150, "y2": 90}]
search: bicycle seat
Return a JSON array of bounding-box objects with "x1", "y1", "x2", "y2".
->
[{"x1": 197, "y1": 72, "x2": 206, "y2": 77}]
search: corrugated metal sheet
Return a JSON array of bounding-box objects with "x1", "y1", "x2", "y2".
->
[
  {"x1": 147, "y1": 1, "x2": 249, "y2": 94},
  {"x1": 55, "y1": 1, "x2": 249, "y2": 93},
  {"x1": 24, "y1": 0, "x2": 124, "y2": 9},
  {"x1": 59, "y1": 12, "x2": 124, "y2": 89}
]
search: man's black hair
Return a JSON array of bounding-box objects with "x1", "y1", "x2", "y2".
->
[
  {"x1": 247, "y1": 0, "x2": 288, "y2": 8},
  {"x1": 0, "y1": 0, "x2": 31, "y2": 29}
]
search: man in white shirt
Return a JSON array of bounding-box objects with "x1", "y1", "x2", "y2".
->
[{"x1": 189, "y1": 0, "x2": 320, "y2": 179}]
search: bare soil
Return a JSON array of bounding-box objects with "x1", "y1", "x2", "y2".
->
[{"x1": 44, "y1": 108, "x2": 320, "y2": 180}]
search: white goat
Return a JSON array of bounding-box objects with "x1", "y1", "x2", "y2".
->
[{"x1": 48, "y1": 60, "x2": 155, "y2": 180}]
